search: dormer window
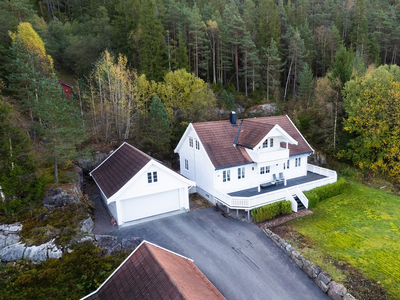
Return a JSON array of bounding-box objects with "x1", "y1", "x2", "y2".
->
[
  {"x1": 263, "y1": 140, "x2": 268, "y2": 148},
  {"x1": 270, "y1": 138, "x2": 273, "y2": 147}
]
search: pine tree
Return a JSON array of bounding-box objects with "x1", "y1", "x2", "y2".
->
[
  {"x1": 189, "y1": 4, "x2": 206, "y2": 78},
  {"x1": 146, "y1": 94, "x2": 171, "y2": 153},
  {"x1": 298, "y1": 62, "x2": 313, "y2": 108},
  {"x1": 35, "y1": 77, "x2": 87, "y2": 183},
  {"x1": 262, "y1": 38, "x2": 282, "y2": 102}
]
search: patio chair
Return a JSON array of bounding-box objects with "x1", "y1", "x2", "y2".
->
[
  {"x1": 278, "y1": 172, "x2": 285, "y2": 185},
  {"x1": 272, "y1": 174, "x2": 279, "y2": 185}
]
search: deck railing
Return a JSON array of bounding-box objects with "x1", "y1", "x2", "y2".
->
[{"x1": 214, "y1": 164, "x2": 336, "y2": 210}]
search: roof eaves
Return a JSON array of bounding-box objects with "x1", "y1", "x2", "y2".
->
[{"x1": 215, "y1": 161, "x2": 254, "y2": 170}]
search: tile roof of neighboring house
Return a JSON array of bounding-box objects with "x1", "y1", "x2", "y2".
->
[
  {"x1": 83, "y1": 241, "x2": 226, "y2": 300},
  {"x1": 90, "y1": 143, "x2": 152, "y2": 199},
  {"x1": 193, "y1": 115, "x2": 313, "y2": 169}
]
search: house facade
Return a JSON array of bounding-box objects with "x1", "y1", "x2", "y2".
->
[
  {"x1": 90, "y1": 143, "x2": 195, "y2": 226},
  {"x1": 174, "y1": 114, "x2": 336, "y2": 216}
]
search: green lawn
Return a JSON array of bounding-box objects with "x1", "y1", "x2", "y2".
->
[{"x1": 287, "y1": 182, "x2": 400, "y2": 298}]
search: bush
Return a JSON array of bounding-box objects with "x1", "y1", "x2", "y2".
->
[
  {"x1": 251, "y1": 200, "x2": 292, "y2": 223},
  {"x1": 305, "y1": 178, "x2": 347, "y2": 209}
]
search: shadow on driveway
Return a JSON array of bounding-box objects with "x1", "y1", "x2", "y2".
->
[{"x1": 109, "y1": 207, "x2": 329, "y2": 300}]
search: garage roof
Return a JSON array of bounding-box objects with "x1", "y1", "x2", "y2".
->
[
  {"x1": 82, "y1": 241, "x2": 226, "y2": 300},
  {"x1": 90, "y1": 143, "x2": 152, "y2": 199}
]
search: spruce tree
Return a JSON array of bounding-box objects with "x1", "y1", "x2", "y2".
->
[
  {"x1": 146, "y1": 94, "x2": 171, "y2": 153},
  {"x1": 137, "y1": 0, "x2": 168, "y2": 82}
]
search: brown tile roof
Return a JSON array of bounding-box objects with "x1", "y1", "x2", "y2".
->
[
  {"x1": 193, "y1": 115, "x2": 313, "y2": 169},
  {"x1": 90, "y1": 143, "x2": 152, "y2": 199},
  {"x1": 84, "y1": 241, "x2": 226, "y2": 300}
]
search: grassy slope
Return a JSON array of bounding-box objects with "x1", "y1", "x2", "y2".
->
[{"x1": 286, "y1": 182, "x2": 400, "y2": 298}]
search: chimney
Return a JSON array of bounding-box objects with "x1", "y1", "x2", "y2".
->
[{"x1": 230, "y1": 111, "x2": 237, "y2": 126}]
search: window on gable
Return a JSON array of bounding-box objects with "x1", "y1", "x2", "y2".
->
[
  {"x1": 185, "y1": 159, "x2": 189, "y2": 170},
  {"x1": 189, "y1": 137, "x2": 193, "y2": 148},
  {"x1": 153, "y1": 171, "x2": 158, "y2": 182},
  {"x1": 263, "y1": 140, "x2": 268, "y2": 148},
  {"x1": 238, "y1": 167, "x2": 245, "y2": 179},
  {"x1": 260, "y1": 167, "x2": 265, "y2": 174},
  {"x1": 148, "y1": 172, "x2": 158, "y2": 183},
  {"x1": 195, "y1": 140, "x2": 200, "y2": 150},
  {"x1": 223, "y1": 170, "x2": 230, "y2": 182},
  {"x1": 270, "y1": 138, "x2": 274, "y2": 147}
]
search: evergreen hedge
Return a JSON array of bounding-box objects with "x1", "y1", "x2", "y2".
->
[
  {"x1": 251, "y1": 200, "x2": 292, "y2": 223},
  {"x1": 305, "y1": 177, "x2": 347, "y2": 208}
]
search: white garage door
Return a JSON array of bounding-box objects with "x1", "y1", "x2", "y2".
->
[{"x1": 122, "y1": 189, "x2": 180, "y2": 222}]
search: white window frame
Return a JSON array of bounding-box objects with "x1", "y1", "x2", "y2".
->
[
  {"x1": 262, "y1": 140, "x2": 268, "y2": 148},
  {"x1": 147, "y1": 171, "x2": 158, "y2": 183},
  {"x1": 270, "y1": 138, "x2": 274, "y2": 147},
  {"x1": 287, "y1": 160, "x2": 290, "y2": 169},
  {"x1": 223, "y1": 170, "x2": 231, "y2": 182},
  {"x1": 195, "y1": 140, "x2": 200, "y2": 150},
  {"x1": 238, "y1": 167, "x2": 245, "y2": 179},
  {"x1": 260, "y1": 167, "x2": 265, "y2": 174},
  {"x1": 189, "y1": 137, "x2": 193, "y2": 148},
  {"x1": 266, "y1": 166, "x2": 270, "y2": 173},
  {"x1": 184, "y1": 159, "x2": 189, "y2": 171}
]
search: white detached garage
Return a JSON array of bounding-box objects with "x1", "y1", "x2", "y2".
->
[{"x1": 90, "y1": 142, "x2": 195, "y2": 226}]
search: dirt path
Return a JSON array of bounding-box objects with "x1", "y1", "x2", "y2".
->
[{"x1": 84, "y1": 178, "x2": 116, "y2": 234}]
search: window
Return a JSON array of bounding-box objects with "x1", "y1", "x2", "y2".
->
[
  {"x1": 184, "y1": 159, "x2": 189, "y2": 171},
  {"x1": 195, "y1": 140, "x2": 200, "y2": 150},
  {"x1": 147, "y1": 172, "x2": 158, "y2": 183},
  {"x1": 263, "y1": 140, "x2": 268, "y2": 148},
  {"x1": 270, "y1": 138, "x2": 274, "y2": 147},
  {"x1": 295, "y1": 157, "x2": 301, "y2": 167},
  {"x1": 260, "y1": 167, "x2": 265, "y2": 174},
  {"x1": 238, "y1": 167, "x2": 245, "y2": 179},
  {"x1": 266, "y1": 166, "x2": 270, "y2": 173},
  {"x1": 223, "y1": 170, "x2": 231, "y2": 182},
  {"x1": 189, "y1": 137, "x2": 193, "y2": 148},
  {"x1": 287, "y1": 160, "x2": 290, "y2": 169}
]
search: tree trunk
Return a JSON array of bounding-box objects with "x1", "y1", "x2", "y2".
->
[
  {"x1": 284, "y1": 59, "x2": 293, "y2": 101},
  {"x1": 54, "y1": 148, "x2": 58, "y2": 183},
  {"x1": 236, "y1": 44, "x2": 239, "y2": 92}
]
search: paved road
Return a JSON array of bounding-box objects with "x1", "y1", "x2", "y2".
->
[{"x1": 110, "y1": 207, "x2": 329, "y2": 300}]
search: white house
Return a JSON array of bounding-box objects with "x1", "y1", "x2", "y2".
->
[
  {"x1": 174, "y1": 114, "x2": 337, "y2": 217},
  {"x1": 90, "y1": 142, "x2": 195, "y2": 226}
]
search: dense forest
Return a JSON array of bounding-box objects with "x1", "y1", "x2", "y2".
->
[{"x1": 1, "y1": 0, "x2": 400, "y2": 210}]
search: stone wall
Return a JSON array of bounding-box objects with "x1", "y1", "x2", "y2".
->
[{"x1": 263, "y1": 228, "x2": 357, "y2": 300}]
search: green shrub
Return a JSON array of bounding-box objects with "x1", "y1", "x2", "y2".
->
[
  {"x1": 304, "y1": 178, "x2": 347, "y2": 209},
  {"x1": 251, "y1": 200, "x2": 292, "y2": 223}
]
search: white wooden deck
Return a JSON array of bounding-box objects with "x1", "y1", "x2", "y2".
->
[{"x1": 214, "y1": 164, "x2": 337, "y2": 212}]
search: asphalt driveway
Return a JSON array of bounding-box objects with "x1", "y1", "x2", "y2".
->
[{"x1": 110, "y1": 207, "x2": 329, "y2": 300}]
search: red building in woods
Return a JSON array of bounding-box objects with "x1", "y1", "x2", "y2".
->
[{"x1": 58, "y1": 80, "x2": 73, "y2": 100}]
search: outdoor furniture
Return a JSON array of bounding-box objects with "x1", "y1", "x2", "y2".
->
[
  {"x1": 278, "y1": 172, "x2": 285, "y2": 185},
  {"x1": 272, "y1": 174, "x2": 279, "y2": 185},
  {"x1": 260, "y1": 181, "x2": 276, "y2": 188}
]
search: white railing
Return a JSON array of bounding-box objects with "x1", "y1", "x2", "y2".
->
[
  {"x1": 285, "y1": 190, "x2": 298, "y2": 212},
  {"x1": 214, "y1": 164, "x2": 337, "y2": 210},
  {"x1": 307, "y1": 164, "x2": 337, "y2": 179},
  {"x1": 289, "y1": 186, "x2": 309, "y2": 209},
  {"x1": 252, "y1": 148, "x2": 289, "y2": 164}
]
